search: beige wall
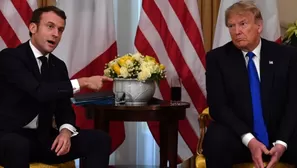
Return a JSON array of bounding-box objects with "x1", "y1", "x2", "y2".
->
[{"x1": 278, "y1": 0, "x2": 297, "y2": 35}]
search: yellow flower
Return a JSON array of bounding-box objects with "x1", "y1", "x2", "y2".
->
[
  {"x1": 160, "y1": 64, "x2": 165, "y2": 70},
  {"x1": 104, "y1": 52, "x2": 166, "y2": 81},
  {"x1": 111, "y1": 63, "x2": 121, "y2": 75},
  {"x1": 144, "y1": 55, "x2": 156, "y2": 63}
]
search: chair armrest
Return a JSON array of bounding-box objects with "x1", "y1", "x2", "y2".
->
[{"x1": 197, "y1": 107, "x2": 212, "y2": 155}]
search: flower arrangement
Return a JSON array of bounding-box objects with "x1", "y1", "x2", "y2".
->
[
  {"x1": 282, "y1": 20, "x2": 297, "y2": 47},
  {"x1": 104, "y1": 52, "x2": 166, "y2": 82}
]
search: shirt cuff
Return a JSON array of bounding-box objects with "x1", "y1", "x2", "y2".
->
[
  {"x1": 273, "y1": 140, "x2": 287, "y2": 149},
  {"x1": 71, "y1": 79, "x2": 80, "y2": 94},
  {"x1": 59, "y1": 124, "x2": 79, "y2": 137},
  {"x1": 241, "y1": 133, "x2": 255, "y2": 147}
]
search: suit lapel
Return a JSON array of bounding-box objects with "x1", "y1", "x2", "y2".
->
[
  {"x1": 228, "y1": 44, "x2": 254, "y2": 123},
  {"x1": 260, "y1": 39, "x2": 275, "y2": 125}
]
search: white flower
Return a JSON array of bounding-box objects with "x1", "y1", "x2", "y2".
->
[
  {"x1": 104, "y1": 68, "x2": 111, "y2": 77},
  {"x1": 119, "y1": 67, "x2": 129, "y2": 78},
  {"x1": 132, "y1": 52, "x2": 142, "y2": 62},
  {"x1": 126, "y1": 59, "x2": 133, "y2": 67},
  {"x1": 108, "y1": 60, "x2": 117, "y2": 67},
  {"x1": 137, "y1": 67, "x2": 151, "y2": 81}
]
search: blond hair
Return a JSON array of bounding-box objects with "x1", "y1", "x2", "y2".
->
[{"x1": 225, "y1": 1, "x2": 263, "y2": 26}]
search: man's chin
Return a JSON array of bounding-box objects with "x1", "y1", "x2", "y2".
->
[
  {"x1": 233, "y1": 42, "x2": 248, "y2": 50},
  {"x1": 45, "y1": 47, "x2": 56, "y2": 53}
]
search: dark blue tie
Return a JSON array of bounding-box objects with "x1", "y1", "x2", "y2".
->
[{"x1": 247, "y1": 52, "x2": 269, "y2": 147}]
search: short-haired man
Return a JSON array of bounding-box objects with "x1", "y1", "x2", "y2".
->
[
  {"x1": 0, "y1": 6, "x2": 112, "y2": 168},
  {"x1": 203, "y1": 1, "x2": 297, "y2": 168}
]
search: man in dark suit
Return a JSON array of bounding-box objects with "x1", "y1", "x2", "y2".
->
[
  {"x1": 203, "y1": 1, "x2": 297, "y2": 168},
  {"x1": 0, "y1": 6, "x2": 113, "y2": 168}
]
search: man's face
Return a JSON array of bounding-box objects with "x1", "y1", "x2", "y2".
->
[
  {"x1": 226, "y1": 11, "x2": 262, "y2": 51},
  {"x1": 29, "y1": 11, "x2": 65, "y2": 55}
]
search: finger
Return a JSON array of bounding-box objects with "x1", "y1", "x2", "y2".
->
[
  {"x1": 57, "y1": 144, "x2": 68, "y2": 156},
  {"x1": 253, "y1": 156, "x2": 262, "y2": 168},
  {"x1": 253, "y1": 160, "x2": 260, "y2": 168},
  {"x1": 269, "y1": 148, "x2": 276, "y2": 155},
  {"x1": 101, "y1": 76, "x2": 113, "y2": 81},
  {"x1": 256, "y1": 154, "x2": 265, "y2": 168},
  {"x1": 261, "y1": 146, "x2": 270, "y2": 155},
  {"x1": 57, "y1": 139, "x2": 71, "y2": 156},
  {"x1": 51, "y1": 138, "x2": 59, "y2": 151},
  {"x1": 266, "y1": 156, "x2": 278, "y2": 168},
  {"x1": 55, "y1": 139, "x2": 65, "y2": 153}
]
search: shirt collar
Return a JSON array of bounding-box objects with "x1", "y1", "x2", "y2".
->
[
  {"x1": 29, "y1": 40, "x2": 50, "y2": 59},
  {"x1": 241, "y1": 39, "x2": 262, "y2": 58}
]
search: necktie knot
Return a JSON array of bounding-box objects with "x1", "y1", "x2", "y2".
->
[
  {"x1": 38, "y1": 56, "x2": 48, "y2": 64},
  {"x1": 246, "y1": 52, "x2": 255, "y2": 60},
  {"x1": 38, "y1": 56, "x2": 49, "y2": 81}
]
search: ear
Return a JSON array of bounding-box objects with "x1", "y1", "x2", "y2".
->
[
  {"x1": 256, "y1": 20, "x2": 263, "y2": 34},
  {"x1": 29, "y1": 23, "x2": 38, "y2": 35}
]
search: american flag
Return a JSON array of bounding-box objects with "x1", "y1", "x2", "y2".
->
[
  {"x1": 0, "y1": 0, "x2": 37, "y2": 48},
  {"x1": 135, "y1": 0, "x2": 207, "y2": 161}
]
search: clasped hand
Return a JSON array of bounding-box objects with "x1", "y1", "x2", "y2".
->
[{"x1": 248, "y1": 138, "x2": 286, "y2": 168}]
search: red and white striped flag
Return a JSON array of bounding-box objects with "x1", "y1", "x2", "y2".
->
[
  {"x1": 0, "y1": 0, "x2": 37, "y2": 49},
  {"x1": 135, "y1": 0, "x2": 207, "y2": 161},
  {"x1": 54, "y1": 0, "x2": 124, "y2": 152},
  {"x1": 213, "y1": 0, "x2": 281, "y2": 49}
]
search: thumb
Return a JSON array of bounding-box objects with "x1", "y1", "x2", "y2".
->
[
  {"x1": 269, "y1": 147, "x2": 276, "y2": 155},
  {"x1": 261, "y1": 146, "x2": 270, "y2": 155}
]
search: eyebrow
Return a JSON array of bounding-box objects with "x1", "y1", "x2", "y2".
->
[{"x1": 46, "y1": 21, "x2": 65, "y2": 29}]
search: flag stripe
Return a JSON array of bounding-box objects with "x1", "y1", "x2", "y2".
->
[
  {"x1": 136, "y1": 26, "x2": 200, "y2": 139},
  {"x1": 0, "y1": 12, "x2": 21, "y2": 48},
  {"x1": 136, "y1": 0, "x2": 207, "y2": 160},
  {"x1": 135, "y1": 24, "x2": 198, "y2": 157},
  {"x1": 0, "y1": 37, "x2": 7, "y2": 49},
  {"x1": 142, "y1": 0, "x2": 206, "y2": 114},
  {"x1": 0, "y1": 0, "x2": 30, "y2": 43},
  {"x1": 26, "y1": 0, "x2": 38, "y2": 11},
  {"x1": 184, "y1": 0, "x2": 204, "y2": 41},
  {"x1": 11, "y1": 0, "x2": 33, "y2": 27},
  {"x1": 155, "y1": 0, "x2": 207, "y2": 102},
  {"x1": 168, "y1": 0, "x2": 206, "y2": 67}
]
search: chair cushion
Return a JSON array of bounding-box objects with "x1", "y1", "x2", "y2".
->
[
  {"x1": 0, "y1": 161, "x2": 75, "y2": 168},
  {"x1": 196, "y1": 154, "x2": 295, "y2": 168}
]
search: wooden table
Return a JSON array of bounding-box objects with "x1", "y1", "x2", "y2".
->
[{"x1": 84, "y1": 98, "x2": 190, "y2": 168}]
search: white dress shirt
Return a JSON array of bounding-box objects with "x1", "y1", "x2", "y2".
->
[
  {"x1": 24, "y1": 41, "x2": 79, "y2": 137},
  {"x1": 240, "y1": 40, "x2": 287, "y2": 149}
]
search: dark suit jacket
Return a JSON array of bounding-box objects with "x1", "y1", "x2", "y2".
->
[
  {"x1": 0, "y1": 41, "x2": 77, "y2": 135},
  {"x1": 206, "y1": 39, "x2": 297, "y2": 144}
]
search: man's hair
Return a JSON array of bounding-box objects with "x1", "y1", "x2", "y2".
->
[
  {"x1": 225, "y1": 1, "x2": 263, "y2": 26},
  {"x1": 29, "y1": 6, "x2": 66, "y2": 37}
]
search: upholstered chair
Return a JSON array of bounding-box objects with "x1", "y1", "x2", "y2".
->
[{"x1": 195, "y1": 108, "x2": 295, "y2": 168}]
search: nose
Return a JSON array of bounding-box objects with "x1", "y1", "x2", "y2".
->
[
  {"x1": 235, "y1": 25, "x2": 242, "y2": 35},
  {"x1": 52, "y1": 28, "x2": 59, "y2": 38}
]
